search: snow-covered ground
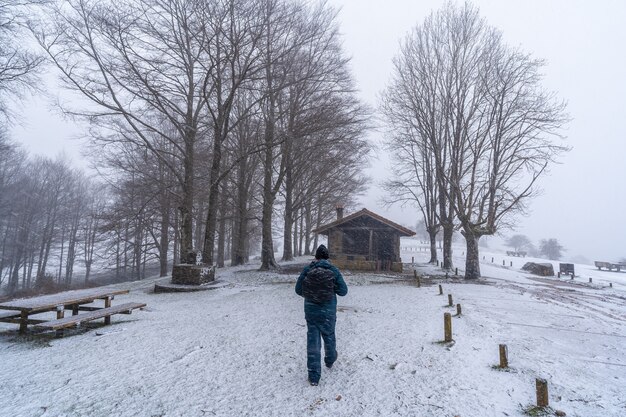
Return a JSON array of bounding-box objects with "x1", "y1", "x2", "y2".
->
[{"x1": 1, "y1": 244, "x2": 625, "y2": 417}]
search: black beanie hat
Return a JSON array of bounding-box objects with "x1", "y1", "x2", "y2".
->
[{"x1": 315, "y1": 244, "x2": 329, "y2": 260}]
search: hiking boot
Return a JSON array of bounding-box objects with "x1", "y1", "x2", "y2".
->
[{"x1": 325, "y1": 351, "x2": 337, "y2": 368}]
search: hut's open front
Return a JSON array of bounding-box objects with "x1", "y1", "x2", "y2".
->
[{"x1": 315, "y1": 208, "x2": 415, "y2": 272}]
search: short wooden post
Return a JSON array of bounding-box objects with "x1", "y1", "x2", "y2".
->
[
  {"x1": 455, "y1": 267, "x2": 458, "y2": 275},
  {"x1": 491, "y1": 257, "x2": 494, "y2": 263},
  {"x1": 56, "y1": 305, "x2": 64, "y2": 320},
  {"x1": 448, "y1": 294, "x2": 453, "y2": 307},
  {"x1": 411, "y1": 256, "x2": 414, "y2": 264},
  {"x1": 104, "y1": 296, "x2": 112, "y2": 325},
  {"x1": 444, "y1": 313, "x2": 452, "y2": 342},
  {"x1": 502, "y1": 260, "x2": 505, "y2": 266},
  {"x1": 438, "y1": 284, "x2": 443, "y2": 295},
  {"x1": 589, "y1": 278, "x2": 592, "y2": 283},
  {"x1": 510, "y1": 261, "x2": 513, "y2": 267},
  {"x1": 536, "y1": 378, "x2": 549, "y2": 407},
  {"x1": 413, "y1": 270, "x2": 421, "y2": 288},
  {"x1": 499, "y1": 344, "x2": 508, "y2": 368},
  {"x1": 56, "y1": 305, "x2": 65, "y2": 338},
  {"x1": 609, "y1": 282, "x2": 613, "y2": 288},
  {"x1": 456, "y1": 303, "x2": 462, "y2": 316}
]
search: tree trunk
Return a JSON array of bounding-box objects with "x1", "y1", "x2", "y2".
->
[
  {"x1": 231, "y1": 158, "x2": 248, "y2": 266},
  {"x1": 282, "y1": 169, "x2": 294, "y2": 261},
  {"x1": 8, "y1": 248, "x2": 22, "y2": 295},
  {"x1": 216, "y1": 196, "x2": 227, "y2": 268},
  {"x1": 159, "y1": 200, "x2": 170, "y2": 277},
  {"x1": 260, "y1": 137, "x2": 279, "y2": 270},
  {"x1": 463, "y1": 232, "x2": 481, "y2": 279},
  {"x1": 202, "y1": 124, "x2": 224, "y2": 266},
  {"x1": 57, "y1": 225, "x2": 66, "y2": 284},
  {"x1": 179, "y1": 145, "x2": 195, "y2": 264},
  {"x1": 442, "y1": 221, "x2": 453, "y2": 270},
  {"x1": 428, "y1": 229, "x2": 438, "y2": 264},
  {"x1": 260, "y1": 185, "x2": 278, "y2": 270},
  {"x1": 173, "y1": 210, "x2": 179, "y2": 267}
]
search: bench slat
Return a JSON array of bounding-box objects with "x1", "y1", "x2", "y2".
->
[
  {"x1": 0, "y1": 311, "x2": 21, "y2": 320},
  {"x1": 35, "y1": 302, "x2": 146, "y2": 330}
]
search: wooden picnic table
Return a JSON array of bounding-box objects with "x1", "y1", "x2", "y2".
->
[{"x1": 0, "y1": 287, "x2": 133, "y2": 334}]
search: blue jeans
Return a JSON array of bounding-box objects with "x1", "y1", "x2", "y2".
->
[{"x1": 306, "y1": 314, "x2": 337, "y2": 383}]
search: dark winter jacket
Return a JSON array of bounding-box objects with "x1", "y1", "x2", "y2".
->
[{"x1": 295, "y1": 259, "x2": 348, "y2": 319}]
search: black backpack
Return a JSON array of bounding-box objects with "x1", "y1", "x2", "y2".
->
[{"x1": 302, "y1": 265, "x2": 336, "y2": 304}]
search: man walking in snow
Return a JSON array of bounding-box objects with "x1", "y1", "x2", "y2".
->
[{"x1": 295, "y1": 244, "x2": 348, "y2": 386}]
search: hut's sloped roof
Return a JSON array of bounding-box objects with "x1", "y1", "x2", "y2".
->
[{"x1": 314, "y1": 208, "x2": 415, "y2": 237}]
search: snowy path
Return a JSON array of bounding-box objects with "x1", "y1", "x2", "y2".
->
[{"x1": 0, "y1": 253, "x2": 624, "y2": 417}]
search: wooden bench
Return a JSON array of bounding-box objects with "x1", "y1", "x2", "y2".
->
[
  {"x1": 34, "y1": 302, "x2": 146, "y2": 335},
  {"x1": 558, "y1": 263, "x2": 575, "y2": 278},
  {"x1": 595, "y1": 261, "x2": 624, "y2": 272}
]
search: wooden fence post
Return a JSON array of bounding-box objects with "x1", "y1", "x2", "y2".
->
[
  {"x1": 589, "y1": 278, "x2": 592, "y2": 283},
  {"x1": 456, "y1": 304, "x2": 462, "y2": 316},
  {"x1": 448, "y1": 294, "x2": 453, "y2": 307},
  {"x1": 444, "y1": 313, "x2": 452, "y2": 342},
  {"x1": 609, "y1": 282, "x2": 613, "y2": 288},
  {"x1": 536, "y1": 378, "x2": 549, "y2": 407},
  {"x1": 499, "y1": 344, "x2": 508, "y2": 368},
  {"x1": 438, "y1": 284, "x2": 443, "y2": 295},
  {"x1": 413, "y1": 270, "x2": 421, "y2": 288}
]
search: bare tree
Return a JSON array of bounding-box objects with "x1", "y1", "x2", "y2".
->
[
  {"x1": 256, "y1": 0, "x2": 369, "y2": 269},
  {"x1": 0, "y1": 0, "x2": 46, "y2": 125},
  {"x1": 36, "y1": 0, "x2": 210, "y2": 264},
  {"x1": 278, "y1": 1, "x2": 369, "y2": 262},
  {"x1": 381, "y1": 8, "x2": 458, "y2": 270},
  {"x1": 505, "y1": 234, "x2": 532, "y2": 253},
  {"x1": 539, "y1": 238, "x2": 564, "y2": 261},
  {"x1": 380, "y1": 127, "x2": 439, "y2": 263},
  {"x1": 382, "y1": 3, "x2": 568, "y2": 279},
  {"x1": 198, "y1": 0, "x2": 267, "y2": 266}
]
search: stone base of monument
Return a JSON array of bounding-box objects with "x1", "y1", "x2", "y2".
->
[
  {"x1": 154, "y1": 264, "x2": 221, "y2": 293},
  {"x1": 154, "y1": 280, "x2": 229, "y2": 293},
  {"x1": 171, "y1": 264, "x2": 216, "y2": 285}
]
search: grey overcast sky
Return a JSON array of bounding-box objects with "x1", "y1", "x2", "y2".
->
[{"x1": 10, "y1": 0, "x2": 626, "y2": 262}]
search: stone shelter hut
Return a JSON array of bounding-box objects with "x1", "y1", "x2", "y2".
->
[{"x1": 314, "y1": 207, "x2": 415, "y2": 272}]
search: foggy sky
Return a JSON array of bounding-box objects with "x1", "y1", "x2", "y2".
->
[{"x1": 10, "y1": 0, "x2": 626, "y2": 262}]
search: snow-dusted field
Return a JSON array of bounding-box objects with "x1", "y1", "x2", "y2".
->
[{"x1": 1, "y1": 246, "x2": 625, "y2": 417}]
